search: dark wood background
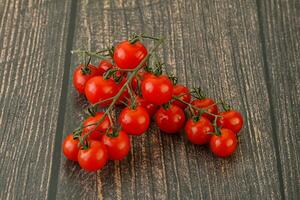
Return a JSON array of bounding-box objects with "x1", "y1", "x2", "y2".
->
[{"x1": 0, "y1": 0, "x2": 299, "y2": 199}]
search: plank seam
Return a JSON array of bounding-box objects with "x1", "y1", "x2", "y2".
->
[
  {"x1": 47, "y1": 0, "x2": 78, "y2": 199},
  {"x1": 255, "y1": 0, "x2": 285, "y2": 199}
]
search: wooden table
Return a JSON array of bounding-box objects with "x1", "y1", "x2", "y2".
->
[{"x1": 0, "y1": 0, "x2": 299, "y2": 199}]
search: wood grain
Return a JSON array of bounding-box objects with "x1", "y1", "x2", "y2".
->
[
  {"x1": 54, "y1": 0, "x2": 291, "y2": 199},
  {"x1": 257, "y1": 0, "x2": 300, "y2": 199},
  {"x1": 0, "y1": 0, "x2": 72, "y2": 199}
]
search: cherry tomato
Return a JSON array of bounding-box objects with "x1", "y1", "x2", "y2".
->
[
  {"x1": 73, "y1": 64, "x2": 99, "y2": 94},
  {"x1": 131, "y1": 71, "x2": 152, "y2": 91},
  {"x1": 155, "y1": 104, "x2": 186, "y2": 134},
  {"x1": 191, "y1": 98, "x2": 218, "y2": 121},
  {"x1": 209, "y1": 128, "x2": 238, "y2": 157},
  {"x1": 217, "y1": 110, "x2": 243, "y2": 133},
  {"x1": 98, "y1": 60, "x2": 113, "y2": 75},
  {"x1": 141, "y1": 75, "x2": 173, "y2": 105},
  {"x1": 119, "y1": 106, "x2": 150, "y2": 135},
  {"x1": 135, "y1": 96, "x2": 159, "y2": 117},
  {"x1": 62, "y1": 134, "x2": 79, "y2": 161},
  {"x1": 172, "y1": 84, "x2": 191, "y2": 109},
  {"x1": 184, "y1": 117, "x2": 213, "y2": 145},
  {"x1": 102, "y1": 130, "x2": 131, "y2": 160},
  {"x1": 78, "y1": 140, "x2": 108, "y2": 171},
  {"x1": 116, "y1": 77, "x2": 129, "y2": 105},
  {"x1": 85, "y1": 76, "x2": 119, "y2": 106},
  {"x1": 82, "y1": 112, "x2": 111, "y2": 140},
  {"x1": 113, "y1": 40, "x2": 148, "y2": 69}
]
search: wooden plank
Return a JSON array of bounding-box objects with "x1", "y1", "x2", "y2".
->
[
  {"x1": 56, "y1": 0, "x2": 284, "y2": 199},
  {"x1": 0, "y1": 0, "x2": 72, "y2": 199},
  {"x1": 256, "y1": 0, "x2": 300, "y2": 199}
]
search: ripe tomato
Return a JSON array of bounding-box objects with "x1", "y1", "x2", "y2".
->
[
  {"x1": 85, "y1": 76, "x2": 119, "y2": 106},
  {"x1": 135, "y1": 96, "x2": 159, "y2": 117},
  {"x1": 73, "y1": 64, "x2": 99, "y2": 94},
  {"x1": 131, "y1": 71, "x2": 153, "y2": 91},
  {"x1": 155, "y1": 104, "x2": 186, "y2": 134},
  {"x1": 62, "y1": 134, "x2": 79, "y2": 161},
  {"x1": 184, "y1": 116, "x2": 213, "y2": 145},
  {"x1": 119, "y1": 106, "x2": 150, "y2": 135},
  {"x1": 102, "y1": 130, "x2": 131, "y2": 160},
  {"x1": 191, "y1": 98, "x2": 218, "y2": 121},
  {"x1": 78, "y1": 140, "x2": 108, "y2": 171},
  {"x1": 141, "y1": 75, "x2": 173, "y2": 105},
  {"x1": 82, "y1": 112, "x2": 111, "y2": 140},
  {"x1": 113, "y1": 40, "x2": 148, "y2": 69},
  {"x1": 172, "y1": 84, "x2": 191, "y2": 109},
  {"x1": 217, "y1": 110, "x2": 243, "y2": 133},
  {"x1": 98, "y1": 60, "x2": 113, "y2": 75},
  {"x1": 209, "y1": 128, "x2": 238, "y2": 157}
]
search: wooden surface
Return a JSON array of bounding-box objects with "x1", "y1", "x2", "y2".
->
[{"x1": 0, "y1": 0, "x2": 299, "y2": 199}]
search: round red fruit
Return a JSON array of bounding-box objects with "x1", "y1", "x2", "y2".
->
[
  {"x1": 185, "y1": 116, "x2": 213, "y2": 145},
  {"x1": 102, "y1": 130, "x2": 131, "y2": 160},
  {"x1": 113, "y1": 40, "x2": 148, "y2": 70},
  {"x1": 82, "y1": 112, "x2": 111, "y2": 140},
  {"x1": 141, "y1": 75, "x2": 173, "y2": 105},
  {"x1": 131, "y1": 71, "x2": 153, "y2": 91},
  {"x1": 73, "y1": 64, "x2": 99, "y2": 94},
  {"x1": 191, "y1": 98, "x2": 218, "y2": 121},
  {"x1": 172, "y1": 84, "x2": 191, "y2": 109},
  {"x1": 119, "y1": 106, "x2": 150, "y2": 135},
  {"x1": 217, "y1": 110, "x2": 243, "y2": 133},
  {"x1": 135, "y1": 96, "x2": 159, "y2": 117},
  {"x1": 85, "y1": 76, "x2": 119, "y2": 106},
  {"x1": 155, "y1": 104, "x2": 186, "y2": 134},
  {"x1": 62, "y1": 134, "x2": 80, "y2": 161},
  {"x1": 78, "y1": 140, "x2": 108, "y2": 171},
  {"x1": 209, "y1": 128, "x2": 238, "y2": 157},
  {"x1": 98, "y1": 60, "x2": 113, "y2": 75}
]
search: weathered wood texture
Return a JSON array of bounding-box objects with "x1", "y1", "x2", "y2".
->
[
  {"x1": 0, "y1": 0, "x2": 299, "y2": 199},
  {"x1": 0, "y1": 0, "x2": 72, "y2": 199},
  {"x1": 257, "y1": 0, "x2": 300, "y2": 199}
]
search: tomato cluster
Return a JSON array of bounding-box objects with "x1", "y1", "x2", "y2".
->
[{"x1": 62, "y1": 34, "x2": 244, "y2": 172}]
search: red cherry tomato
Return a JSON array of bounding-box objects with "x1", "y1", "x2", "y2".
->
[
  {"x1": 217, "y1": 110, "x2": 243, "y2": 133},
  {"x1": 209, "y1": 128, "x2": 238, "y2": 157},
  {"x1": 98, "y1": 60, "x2": 113, "y2": 75},
  {"x1": 116, "y1": 77, "x2": 129, "y2": 105},
  {"x1": 102, "y1": 130, "x2": 131, "y2": 160},
  {"x1": 73, "y1": 64, "x2": 99, "y2": 94},
  {"x1": 155, "y1": 104, "x2": 186, "y2": 134},
  {"x1": 184, "y1": 117, "x2": 213, "y2": 145},
  {"x1": 78, "y1": 140, "x2": 108, "y2": 171},
  {"x1": 82, "y1": 112, "x2": 111, "y2": 140},
  {"x1": 172, "y1": 84, "x2": 191, "y2": 109},
  {"x1": 119, "y1": 106, "x2": 150, "y2": 135},
  {"x1": 135, "y1": 96, "x2": 159, "y2": 117},
  {"x1": 141, "y1": 75, "x2": 173, "y2": 105},
  {"x1": 113, "y1": 40, "x2": 148, "y2": 69},
  {"x1": 191, "y1": 98, "x2": 218, "y2": 121},
  {"x1": 85, "y1": 76, "x2": 119, "y2": 106},
  {"x1": 62, "y1": 134, "x2": 79, "y2": 161},
  {"x1": 131, "y1": 71, "x2": 153, "y2": 91}
]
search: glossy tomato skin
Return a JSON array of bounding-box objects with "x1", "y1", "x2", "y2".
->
[
  {"x1": 191, "y1": 98, "x2": 218, "y2": 121},
  {"x1": 155, "y1": 104, "x2": 186, "y2": 134},
  {"x1": 119, "y1": 106, "x2": 150, "y2": 135},
  {"x1": 98, "y1": 60, "x2": 113, "y2": 75},
  {"x1": 78, "y1": 140, "x2": 108, "y2": 172},
  {"x1": 209, "y1": 128, "x2": 238, "y2": 157},
  {"x1": 85, "y1": 76, "x2": 119, "y2": 106},
  {"x1": 113, "y1": 40, "x2": 148, "y2": 69},
  {"x1": 82, "y1": 112, "x2": 111, "y2": 140},
  {"x1": 217, "y1": 110, "x2": 243, "y2": 133},
  {"x1": 172, "y1": 84, "x2": 191, "y2": 109},
  {"x1": 62, "y1": 134, "x2": 79, "y2": 161},
  {"x1": 141, "y1": 75, "x2": 173, "y2": 105},
  {"x1": 73, "y1": 64, "x2": 99, "y2": 94},
  {"x1": 185, "y1": 117, "x2": 214, "y2": 145},
  {"x1": 102, "y1": 131, "x2": 131, "y2": 160},
  {"x1": 131, "y1": 71, "x2": 153, "y2": 91},
  {"x1": 135, "y1": 96, "x2": 159, "y2": 117}
]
